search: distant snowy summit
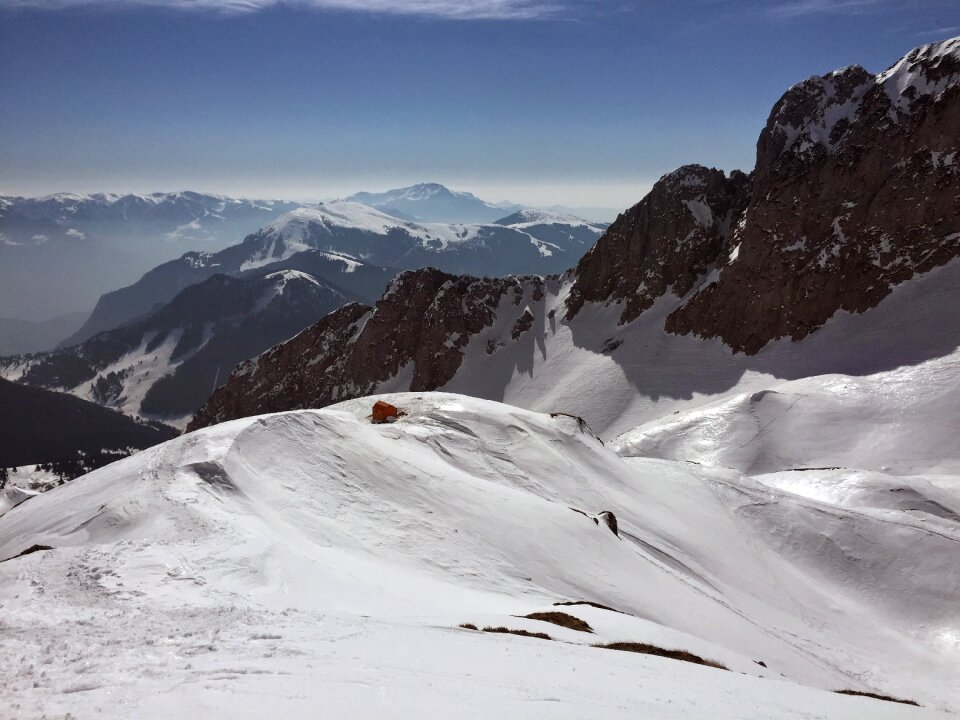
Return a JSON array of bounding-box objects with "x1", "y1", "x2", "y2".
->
[{"x1": 346, "y1": 182, "x2": 521, "y2": 223}]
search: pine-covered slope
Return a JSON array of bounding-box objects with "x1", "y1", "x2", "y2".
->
[{"x1": 0, "y1": 378, "x2": 176, "y2": 467}]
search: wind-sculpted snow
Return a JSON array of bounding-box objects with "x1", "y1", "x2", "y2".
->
[
  {"x1": 611, "y1": 353, "x2": 960, "y2": 476},
  {"x1": 1, "y1": 394, "x2": 957, "y2": 717}
]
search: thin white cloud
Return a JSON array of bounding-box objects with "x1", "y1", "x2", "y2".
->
[
  {"x1": 65, "y1": 228, "x2": 86, "y2": 239},
  {"x1": 767, "y1": 0, "x2": 882, "y2": 18},
  {"x1": 31, "y1": 234, "x2": 49, "y2": 244},
  {"x1": 0, "y1": 0, "x2": 567, "y2": 20},
  {"x1": 918, "y1": 26, "x2": 960, "y2": 38}
]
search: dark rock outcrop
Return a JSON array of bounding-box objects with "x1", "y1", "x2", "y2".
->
[
  {"x1": 566, "y1": 165, "x2": 750, "y2": 324},
  {"x1": 667, "y1": 39, "x2": 960, "y2": 352},
  {"x1": 188, "y1": 269, "x2": 544, "y2": 431}
]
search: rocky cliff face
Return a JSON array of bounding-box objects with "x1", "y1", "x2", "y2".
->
[
  {"x1": 188, "y1": 270, "x2": 543, "y2": 430},
  {"x1": 666, "y1": 38, "x2": 960, "y2": 352},
  {"x1": 566, "y1": 165, "x2": 750, "y2": 324},
  {"x1": 189, "y1": 37, "x2": 960, "y2": 430}
]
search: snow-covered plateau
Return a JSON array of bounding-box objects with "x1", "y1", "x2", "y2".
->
[{"x1": 1, "y1": 392, "x2": 957, "y2": 718}]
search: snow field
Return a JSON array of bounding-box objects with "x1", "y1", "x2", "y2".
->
[{"x1": 1, "y1": 393, "x2": 957, "y2": 717}]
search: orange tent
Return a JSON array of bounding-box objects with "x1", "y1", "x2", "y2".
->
[{"x1": 372, "y1": 400, "x2": 399, "y2": 423}]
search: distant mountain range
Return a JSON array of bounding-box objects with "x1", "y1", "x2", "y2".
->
[
  {"x1": 0, "y1": 188, "x2": 605, "y2": 426},
  {"x1": 66, "y1": 201, "x2": 604, "y2": 346},
  {"x1": 0, "y1": 191, "x2": 299, "y2": 323}
]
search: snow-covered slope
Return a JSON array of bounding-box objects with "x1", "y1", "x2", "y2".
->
[
  {"x1": 611, "y1": 353, "x2": 960, "y2": 476},
  {"x1": 2, "y1": 393, "x2": 957, "y2": 718}
]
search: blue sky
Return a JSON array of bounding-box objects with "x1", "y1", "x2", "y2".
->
[{"x1": 1, "y1": 0, "x2": 957, "y2": 209}]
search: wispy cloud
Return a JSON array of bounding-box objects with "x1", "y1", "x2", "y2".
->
[
  {"x1": 0, "y1": 0, "x2": 568, "y2": 20},
  {"x1": 917, "y1": 25, "x2": 960, "y2": 38},
  {"x1": 766, "y1": 0, "x2": 882, "y2": 18}
]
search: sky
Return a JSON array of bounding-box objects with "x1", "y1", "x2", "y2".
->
[{"x1": 0, "y1": 0, "x2": 957, "y2": 210}]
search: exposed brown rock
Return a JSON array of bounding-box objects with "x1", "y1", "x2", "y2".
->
[
  {"x1": 667, "y1": 40, "x2": 960, "y2": 353},
  {"x1": 566, "y1": 165, "x2": 750, "y2": 324},
  {"x1": 189, "y1": 269, "x2": 544, "y2": 430},
  {"x1": 187, "y1": 302, "x2": 371, "y2": 430}
]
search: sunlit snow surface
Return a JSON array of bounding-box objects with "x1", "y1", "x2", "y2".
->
[{"x1": 1, "y1": 393, "x2": 957, "y2": 718}]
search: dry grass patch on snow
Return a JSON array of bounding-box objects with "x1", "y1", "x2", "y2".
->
[
  {"x1": 835, "y1": 690, "x2": 919, "y2": 706},
  {"x1": 482, "y1": 626, "x2": 551, "y2": 640},
  {"x1": 595, "y1": 642, "x2": 727, "y2": 670},
  {"x1": 554, "y1": 599, "x2": 626, "y2": 614},
  {"x1": 522, "y1": 611, "x2": 593, "y2": 633}
]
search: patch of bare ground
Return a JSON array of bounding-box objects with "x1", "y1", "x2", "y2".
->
[
  {"x1": 458, "y1": 623, "x2": 478, "y2": 630},
  {"x1": 554, "y1": 600, "x2": 626, "y2": 614},
  {"x1": 522, "y1": 611, "x2": 593, "y2": 633},
  {"x1": 835, "y1": 690, "x2": 919, "y2": 706},
  {"x1": 482, "y1": 626, "x2": 551, "y2": 640},
  {"x1": 595, "y1": 642, "x2": 727, "y2": 670}
]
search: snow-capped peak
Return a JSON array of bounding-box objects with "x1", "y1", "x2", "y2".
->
[
  {"x1": 877, "y1": 35, "x2": 960, "y2": 111},
  {"x1": 343, "y1": 183, "x2": 511, "y2": 223},
  {"x1": 264, "y1": 202, "x2": 413, "y2": 240}
]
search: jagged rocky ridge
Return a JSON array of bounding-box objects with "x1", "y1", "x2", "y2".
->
[
  {"x1": 190, "y1": 37, "x2": 960, "y2": 430},
  {"x1": 667, "y1": 37, "x2": 960, "y2": 352},
  {"x1": 565, "y1": 166, "x2": 750, "y2": 324},
  {"x1": 188, "y1": 269, "x2": 540, "y2": 429}
]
